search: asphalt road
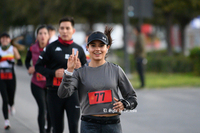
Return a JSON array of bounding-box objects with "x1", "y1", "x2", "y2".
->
[{"x1": 0, "y1": 66, "x2": 200, "y2": 133}]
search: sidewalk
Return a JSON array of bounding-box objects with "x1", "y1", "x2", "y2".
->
[
  {"x1": 0, "y1": 113, "x2": 37, "y2": 133},
  {"x1": 0, "y1": 66, "x2": 38, "y2": 133}
]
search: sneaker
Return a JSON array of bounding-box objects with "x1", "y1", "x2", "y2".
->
[{"x1": 4, "y1": 120, "x2": 11, "y2": 130}]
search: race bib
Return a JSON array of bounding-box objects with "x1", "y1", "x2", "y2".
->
[
  {"x1": 53, "y1": 77, "x2": 63, "y2": 86},
  {"x1": 0, "y1": 72, "x2": 13, "y2": 80},
  {"x1": 36, "y1": 73, "x2": 46, "y2": 81},
  {"x1": 88, "y1": 90, "x2": 112, "y2": 105}
]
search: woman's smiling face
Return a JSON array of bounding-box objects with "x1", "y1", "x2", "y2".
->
[{"x1": 87, "y1": 40, "x2": 110, "y2": 62}]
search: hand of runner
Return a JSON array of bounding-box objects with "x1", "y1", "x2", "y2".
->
[
  {"x1": 28, "y1": 66, "x2": 35, "y2": 74},
  {"x1": 55, "y1": 68, "x2": 65, "y2": 78},
  {"x1": 75, "y1": 58, "x2": 81, "y2": 69},
  {"x1": 113, "y1": 97, "x2": 124, "y2": 112},
  {"x1": 67, "y1": 49, "x2": 79, "y2": 72}
]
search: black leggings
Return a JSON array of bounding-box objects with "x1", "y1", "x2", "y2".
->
[
  {"x1": 47, "y1": 88, "x2": 80, "y2": 133},
  {"x1": 136, "y1": 57, "x2": 145, "y2": 87},
  {"x1": 31, "y1": 83, "x2": 51, "y2": 133},
  {"x1": 0, "y1": 73, "x2": 16, "y2": 120}
]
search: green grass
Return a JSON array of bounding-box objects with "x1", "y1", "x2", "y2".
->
[
  {"x1": 130, "y1": 72, "x2": 200, "y2": 89},
  {"x1": 18, "y1": 48, "x2": 200, "y2": 89}
]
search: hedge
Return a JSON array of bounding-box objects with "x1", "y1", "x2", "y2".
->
[
  {"x1": 145, "y1": 55, "x2": 193, "y2": 73},
  {"x1": 189, "y1": 47, "x2": 200, "y2": 75},
  {"x1": 112, "y1": 49, "x2": 194, "y2": 73}
]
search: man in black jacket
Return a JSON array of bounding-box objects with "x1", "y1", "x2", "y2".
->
[{"x1": 35, "y1": 17, "x2": 87, "y2": 133}]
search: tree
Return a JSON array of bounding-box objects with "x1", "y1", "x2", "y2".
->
[
  {"x1": 154, "y1": 0, "x2": 200, "y2": 55},
  {"x1": 45, "y1": 0, "x2": 123, "y2": 30},
  {"x1": 0, "y1": 0, "x2": 123, "y2": 31}
]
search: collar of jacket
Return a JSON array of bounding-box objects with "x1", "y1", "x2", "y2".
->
[{"x1": 58, "y1": 37, "x2": 73, "y2": 46}]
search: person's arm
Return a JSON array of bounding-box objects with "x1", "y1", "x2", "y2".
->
[
  {"x1": 25, "y1": 48, "x2": 32, "y2": 69},
  {"x1": 58, "y1": 49, "x2": 79, "y2": 98},
  {"x1": 25, "y1": 48, "x2": 35, "y2": 74},
  {"x1": 78, "y1": 46, "x2": 87, "y2": 66},
  {"x1": 35, "y1": 47, "x2": 56, "y2": 77},
  {"x1": 118, "y1": 66, "x2": 138, "y2": 110},
  {"x1": 139, "y1": 34, "x2": 145, "y2": 53},
  {"x1": 13, "y1": 46, "x2": 22, "y2": 66},
  {"x1": 13, "y1": 47, "x2": 21, "y2": 60},
  {"x1": 57, "y1": 71, "x2": 78, "y2": 98}
]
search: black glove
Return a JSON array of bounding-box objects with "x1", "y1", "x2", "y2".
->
[
  {"x1": 17, "y1": 59, "x2": 23, "y2": 66},
  {"x1": 7, "y1": 60, "x2": 15, "y2": 65},
  {"x1": 119, "y1": 99, "x2": 137, "y2": 110}
]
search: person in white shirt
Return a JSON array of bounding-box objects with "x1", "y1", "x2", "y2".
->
[
  {"x1": 47, "y1": 25, "x2": 58, "y2": 44},
  {"x1": 82, "y1": 31, "x2": 92, "y2": 63},
  {"x1": 0, "y1": 33, "x2": 22, "y2": 130}
]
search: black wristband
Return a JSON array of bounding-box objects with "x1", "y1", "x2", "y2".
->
[
  {"x1": 17, "y1": 59, "x2": 23, "y2": 66},
  {"x1": 119, "y1": 99, "x2": 129, "y2": 109}
]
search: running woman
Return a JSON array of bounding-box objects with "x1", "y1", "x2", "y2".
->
[
  {"x1": 25, "y1": 25, "x2": 52, "y2": 133},
  {"x1": 35, "y1": 17, "x2": 87, "y2": 133},
  {"x1": 58, "y1": 26, "x2": 138, "y2": 133},
  {"x1": 0, "y1": 33, "x2": 22, "y2": 130}
]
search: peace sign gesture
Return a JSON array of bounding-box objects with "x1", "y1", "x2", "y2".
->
[{"x1": 67, "y1": 49, "x2": 79, "y2": 72}]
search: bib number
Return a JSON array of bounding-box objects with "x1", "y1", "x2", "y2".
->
[
  {"x1": 0, "y1": 72, "x2": 13, "y2": 80},
  {"x1": 88, "y1": 90, "x2": 112, "y2": 105},
  {"x1": 36, "y1": 73, "x2": 46, "y2": 81},
  {"x1": 53, "y1": 77, "x2": 62, "y2": 86}
]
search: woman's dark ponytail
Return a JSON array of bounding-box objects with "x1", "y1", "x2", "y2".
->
[{"x1": 104, "y1": 26, "x2": 113, "y2": 47}]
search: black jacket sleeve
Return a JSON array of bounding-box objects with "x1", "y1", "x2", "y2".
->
[
  {"x1": 78, "y1": 46, "x2": 87, "y2": 66},
  {"x1": 25, "y1": 49, "x2": 32, "y2": 69},
  {"x1": 35, "y1": 47, "x2": 56, "y2": 77},
  {"x1": 118, "y1": 66, "x2": 138, "y2": 110}
]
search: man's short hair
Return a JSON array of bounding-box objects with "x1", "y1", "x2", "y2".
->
[
  {"x1": 59, "y1": 16, "x2": 74, "y2": 27},
  {"x1": 47, "y1": 25, "x2": 56, "y2": 31}
]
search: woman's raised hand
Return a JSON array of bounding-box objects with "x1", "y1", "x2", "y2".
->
[{"x1": 67, "y1": 49, "x2": 79, "y2": 72}]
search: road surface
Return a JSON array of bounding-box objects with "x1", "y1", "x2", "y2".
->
[{"x1": 0, "y1": 66, "x2": 200, "y2": 133}]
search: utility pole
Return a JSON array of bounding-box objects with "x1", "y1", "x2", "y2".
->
[
  {"x1": 40, "y1": 0, "x2": 44, "y2": 24},
  {"x1": 2, "y1": 0, "x2": 7, "y2": 31},
  {"x1": 123, "y1": 0, "x2": 130, "y2": 74}
]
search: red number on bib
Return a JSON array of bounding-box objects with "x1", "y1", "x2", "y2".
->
[
  {"x1": 53, "y1": 77, "x2": 62, "y2": 86},
  {"x1": 0, "y1": 72, "x2": 13, "y2": 80},
  {"x1": 88, "y1": 90, "x2": 112, "y2": 105},
  {"x1": 36, "y1": 73, "x2": 46, "y2": 81}
]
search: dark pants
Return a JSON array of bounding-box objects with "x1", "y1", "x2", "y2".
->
[
  {"x1": 81, "y1": 115, "x2": 122, "y2": 133},
  {"x1": 47, "y1": 88, "x2": 80, "y2": 133},
  {"x1": 0, "y1": 73, "x2": 16, "y2": 120},
  {"x1": 31, "y1": 83, "x2": 51, "y2": 133},
  {"x1": 136, "y1": 57, "x2": 145, "y2": 87}
]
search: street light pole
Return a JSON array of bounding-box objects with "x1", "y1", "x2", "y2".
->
[
  {"x1": 123, "y1": 0, "x2": 130, "y2": 74},
  {"x1": 2, "y1": 0, "x2": 7, "y2": 31},
  {"x1": 40, "y1": 0, "x2": 44, "y2": 24}
]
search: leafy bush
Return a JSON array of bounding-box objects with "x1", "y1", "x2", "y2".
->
[
  {"x1": 111, "y1": 49, "x2": 194, "y2": 73},
  {"x1": 189, "y1": 47, "x2": 200, "y2": 75},
  {"x1": 145, "y1": 55, "x2": 193, "y2": 73},
  {"x1": 131, "y1": 51, "x2": 193, "y2": 73}
]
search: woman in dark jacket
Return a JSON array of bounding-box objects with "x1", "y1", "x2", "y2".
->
[{"x1": 25, "y1": 25, "x2": 51, "y2": 133}]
